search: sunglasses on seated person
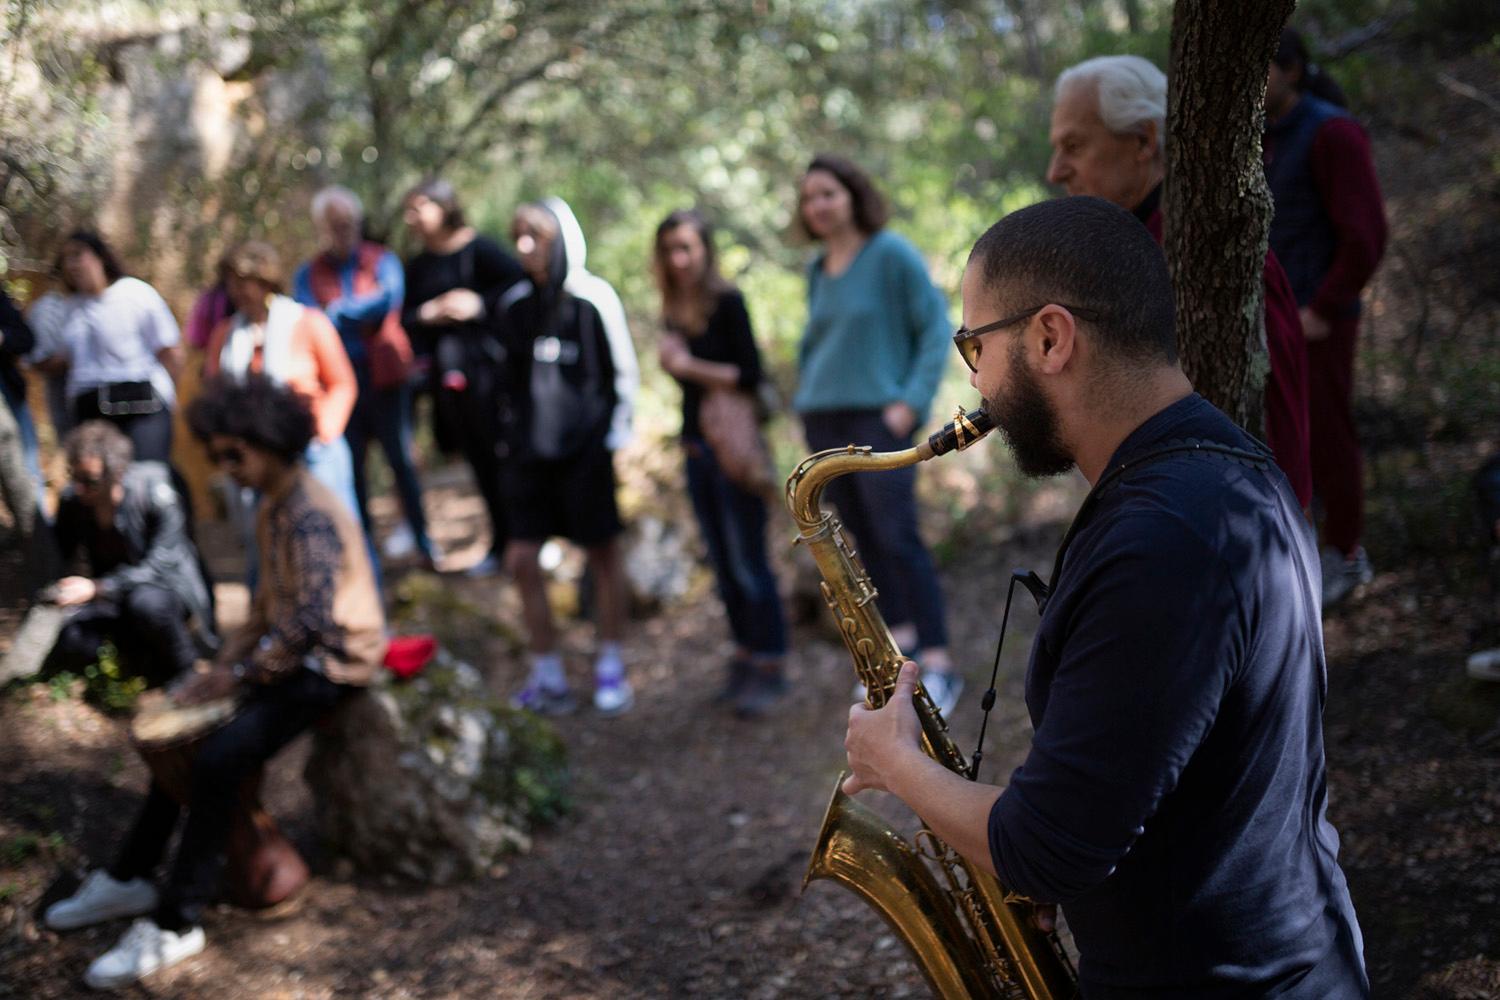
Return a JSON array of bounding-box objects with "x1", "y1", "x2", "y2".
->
[{"x1": 953, "y1": 303, "x2": 1105, "y2": 373}]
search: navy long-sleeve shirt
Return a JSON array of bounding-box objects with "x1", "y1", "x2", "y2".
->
[{"x1": 989, "y1": 394, "x2": 1367, "y2": 998}]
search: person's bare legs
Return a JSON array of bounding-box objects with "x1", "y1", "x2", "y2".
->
[
  {"x1": 586, "y1": 539, "x2": 625, "y2": 645},
  {"x1": 506, "y1": 540, "x2": 556, "y2": 654},
  {"x1": 506, "y1": 540, "x2": 571, "y2": 711},
  {"x1": 586, "y1": 538, "x2": 632, "y2": 714}
]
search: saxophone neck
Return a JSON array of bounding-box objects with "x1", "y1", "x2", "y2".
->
[
  {"x1": 785, "y1": 406, "x2": 996, "y2": 531},
  {"x1": 786, "y1": 443, "x2": 922, "y2": 531}
]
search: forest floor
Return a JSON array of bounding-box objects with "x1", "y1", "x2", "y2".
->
[
  {"x1": 4, "y1": 36, "x2": 1500, "y2": 999},
  {"x1": 1, "y1": 442, "x2": 1499, "y2": 1000}
]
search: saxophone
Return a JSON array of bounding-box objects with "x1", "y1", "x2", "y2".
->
[{"x1": 788, "y1": 406, "x2": 1077, "y2": 1000}]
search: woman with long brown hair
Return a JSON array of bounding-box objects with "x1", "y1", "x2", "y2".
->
[
  {"x1": 793, "y1": 155, "x2": 960, "y2": 715},
  {"x1": 654, "y1": 209, "x2": 788, "y2": 718}
]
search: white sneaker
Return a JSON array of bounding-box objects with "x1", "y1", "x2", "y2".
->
[
  {"x1": 45, "y1": 870, "x2": 158, "y2": 931},
  {"x1": 593, "y1": 675, "x2": 634, "y2": 716},
  {"x1": 382, "y1": 523, "x2": 417, "y2": 560},
  {"x1": 84, "y1": 917, "x2": 205, "y2": 989},
  {"x1": 922, "y1": 670, "x2": 965, "y2": 718},
  {"x1": 1467, "y1": 648, "x2": 1500, "y2": 682}
]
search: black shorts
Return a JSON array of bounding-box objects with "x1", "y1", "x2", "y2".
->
[{"x1": 505, "y1": 443, "x2": 623, "y2": 547}]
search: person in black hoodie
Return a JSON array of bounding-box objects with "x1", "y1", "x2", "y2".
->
[{"x1": 500, "y1": 198, "x2": 639, "y2": 717}]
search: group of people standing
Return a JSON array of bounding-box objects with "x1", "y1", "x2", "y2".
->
[{"x1": 2, "y1": 23, "x2": 1395, "y2": 993}]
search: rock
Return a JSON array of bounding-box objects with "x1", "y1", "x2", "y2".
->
[
  {"x1": 305, "y1": 649, "x2": 570, "y2": 884},
  {"x1": 622, "y1": 514, "x2": 696, "y2": 611},
  {"x1": 0, "y1": 605, "x2": 66, "y2": 687}
]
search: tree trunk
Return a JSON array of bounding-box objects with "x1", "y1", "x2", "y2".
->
[
  {"x1": 1164, "y1": 0, "x2": 1296, "y2": 435},
  {"x1": 0, "y1": 394, "x2": 56, "y2": 590}
]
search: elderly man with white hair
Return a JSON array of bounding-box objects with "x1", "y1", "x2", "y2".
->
[
  {"x1": 1046, "y1": 55, "x2": 1314, "y2": 513},
  {"x1": 293, "y1": 185, "x2": 437, "y2": 569}
]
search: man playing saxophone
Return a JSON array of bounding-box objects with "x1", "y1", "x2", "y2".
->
[{"x1": 843, "y1": 197, "x2": 1369, "y2": 998}]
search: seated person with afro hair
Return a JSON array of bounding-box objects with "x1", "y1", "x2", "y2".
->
[{"x1": 45, "y1": 375, "x2": 386, "y2": 991}]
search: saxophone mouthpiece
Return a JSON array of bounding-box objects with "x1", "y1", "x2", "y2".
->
[{"x1": 921, "y1": 405, "x2": 996, "y2": 458}]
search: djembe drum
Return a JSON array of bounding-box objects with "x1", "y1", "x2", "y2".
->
[{"x1": 130, "y1": 692, "x2": 309, "y2": 910}]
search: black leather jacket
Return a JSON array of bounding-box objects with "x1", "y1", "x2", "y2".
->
[{"x1": 53, "y1": 461, "x2": 214, "y2": 640}]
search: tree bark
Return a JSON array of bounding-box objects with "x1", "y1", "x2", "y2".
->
[
  {"x1": 0, "y1": 392, "x2": 57, "y2": 591},
  {"x1": 1164, "y1": 0, "x2": 1296, "y2": 435}
]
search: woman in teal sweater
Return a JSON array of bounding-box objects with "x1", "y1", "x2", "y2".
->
[{"x1": 794, "y1": 154, "x2": 961, "y2": 716}]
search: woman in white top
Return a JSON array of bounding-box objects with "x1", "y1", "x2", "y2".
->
[{"x1": 56, "y1": 231, "x2": 181, "y2": 463}]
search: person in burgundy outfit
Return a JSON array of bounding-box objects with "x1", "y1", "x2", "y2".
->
[
  {"x1": 1047, "y1": 55, "x2": 1313, "y2": 510},
  {"x1": 1265, "y1": 27, "x2": 1388, "y2": 606}
]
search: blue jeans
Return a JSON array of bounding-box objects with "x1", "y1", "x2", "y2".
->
[
  {"x1": 304, "y1": 436, "x2": 361, "y2": 524},
  {"x1": 685, "y1": 438, "x2": 787, "y2": 659},
  {"x1": 346, "y1": 370, "x2": 433, "y2": 559},
  {"x1": 801, "y1": 409, "x2": 949, "y2": 651}
]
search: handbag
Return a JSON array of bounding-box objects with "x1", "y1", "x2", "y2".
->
[
  {"x1": 97, "y1": 381, "x2": 162, "y2": 416},
  {"x1": 365, "y1": 310, "x2": 415, "y2": 390},
  {"x1": 700, "y1": 385, "x2": 776, "y2": 498}
]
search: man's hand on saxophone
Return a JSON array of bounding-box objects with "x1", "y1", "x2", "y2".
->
[
  {"x1": 843, "y1": 660, "x2": 1005, "y2": 880},
  {"x1": 842, "y1": 660, "x2": 925, "y2": 797}
]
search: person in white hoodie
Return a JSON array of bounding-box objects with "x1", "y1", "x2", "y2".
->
[{"x1": 500, "y1": 197, "x2": 640, "y2": 716}]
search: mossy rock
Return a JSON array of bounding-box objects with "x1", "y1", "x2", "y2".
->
[
  {"x1": 388, "y1": 572, "x2": 524, "y2": 664},
  {"x1": 306, "y1": 649, "x2": 570, "y2": 883}
]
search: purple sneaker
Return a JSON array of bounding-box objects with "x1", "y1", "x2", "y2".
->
[{"x1": 510, "y1": 681, "x2": 578, "y2": 716}]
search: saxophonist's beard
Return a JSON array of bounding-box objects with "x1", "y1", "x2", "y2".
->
[{"x1": 984, "y1": 341, "x2": 1074, "y2": 479}]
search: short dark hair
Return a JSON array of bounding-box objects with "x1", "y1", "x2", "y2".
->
[
  {"x1": 56, "y1": 230, "x2": 127, "y2": 292},
  {"x1": 405, "y1": 176, "x2": 466, "y2": 230},
  {"x1": 64, "y1": 420, "x2": 134, "y2": 482},
  {"x1": 798, "y1": 154, "x2": 888, "y2": 238},
  {"x1": 187, "y1": 374, "x2": 315, "y2": 464},
  {"x1": 968, "y1": 196, "x2": 1177, "y2": 365}
]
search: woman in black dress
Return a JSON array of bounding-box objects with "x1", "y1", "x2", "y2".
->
[{"x1": 401, "y1": 178, "x2": 525, "y2": 576}]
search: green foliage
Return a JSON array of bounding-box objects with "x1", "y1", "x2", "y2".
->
[
  {"x1": 42, "y1": 641, "x2": 146, "y2": 713},
  {"x1": 0, "y1": 830, "x2": 62, "y2": 866},
  {"x1": 484, "y1": 708, "x2": 573, "y2": 825},
  {"x1": 0, "y1": 833, "x2": 40, "y2": 866}
]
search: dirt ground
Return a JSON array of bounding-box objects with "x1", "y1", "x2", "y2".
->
[{"x1": 2, "y1": 444, "x2": 1499, "y2": 1000}]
